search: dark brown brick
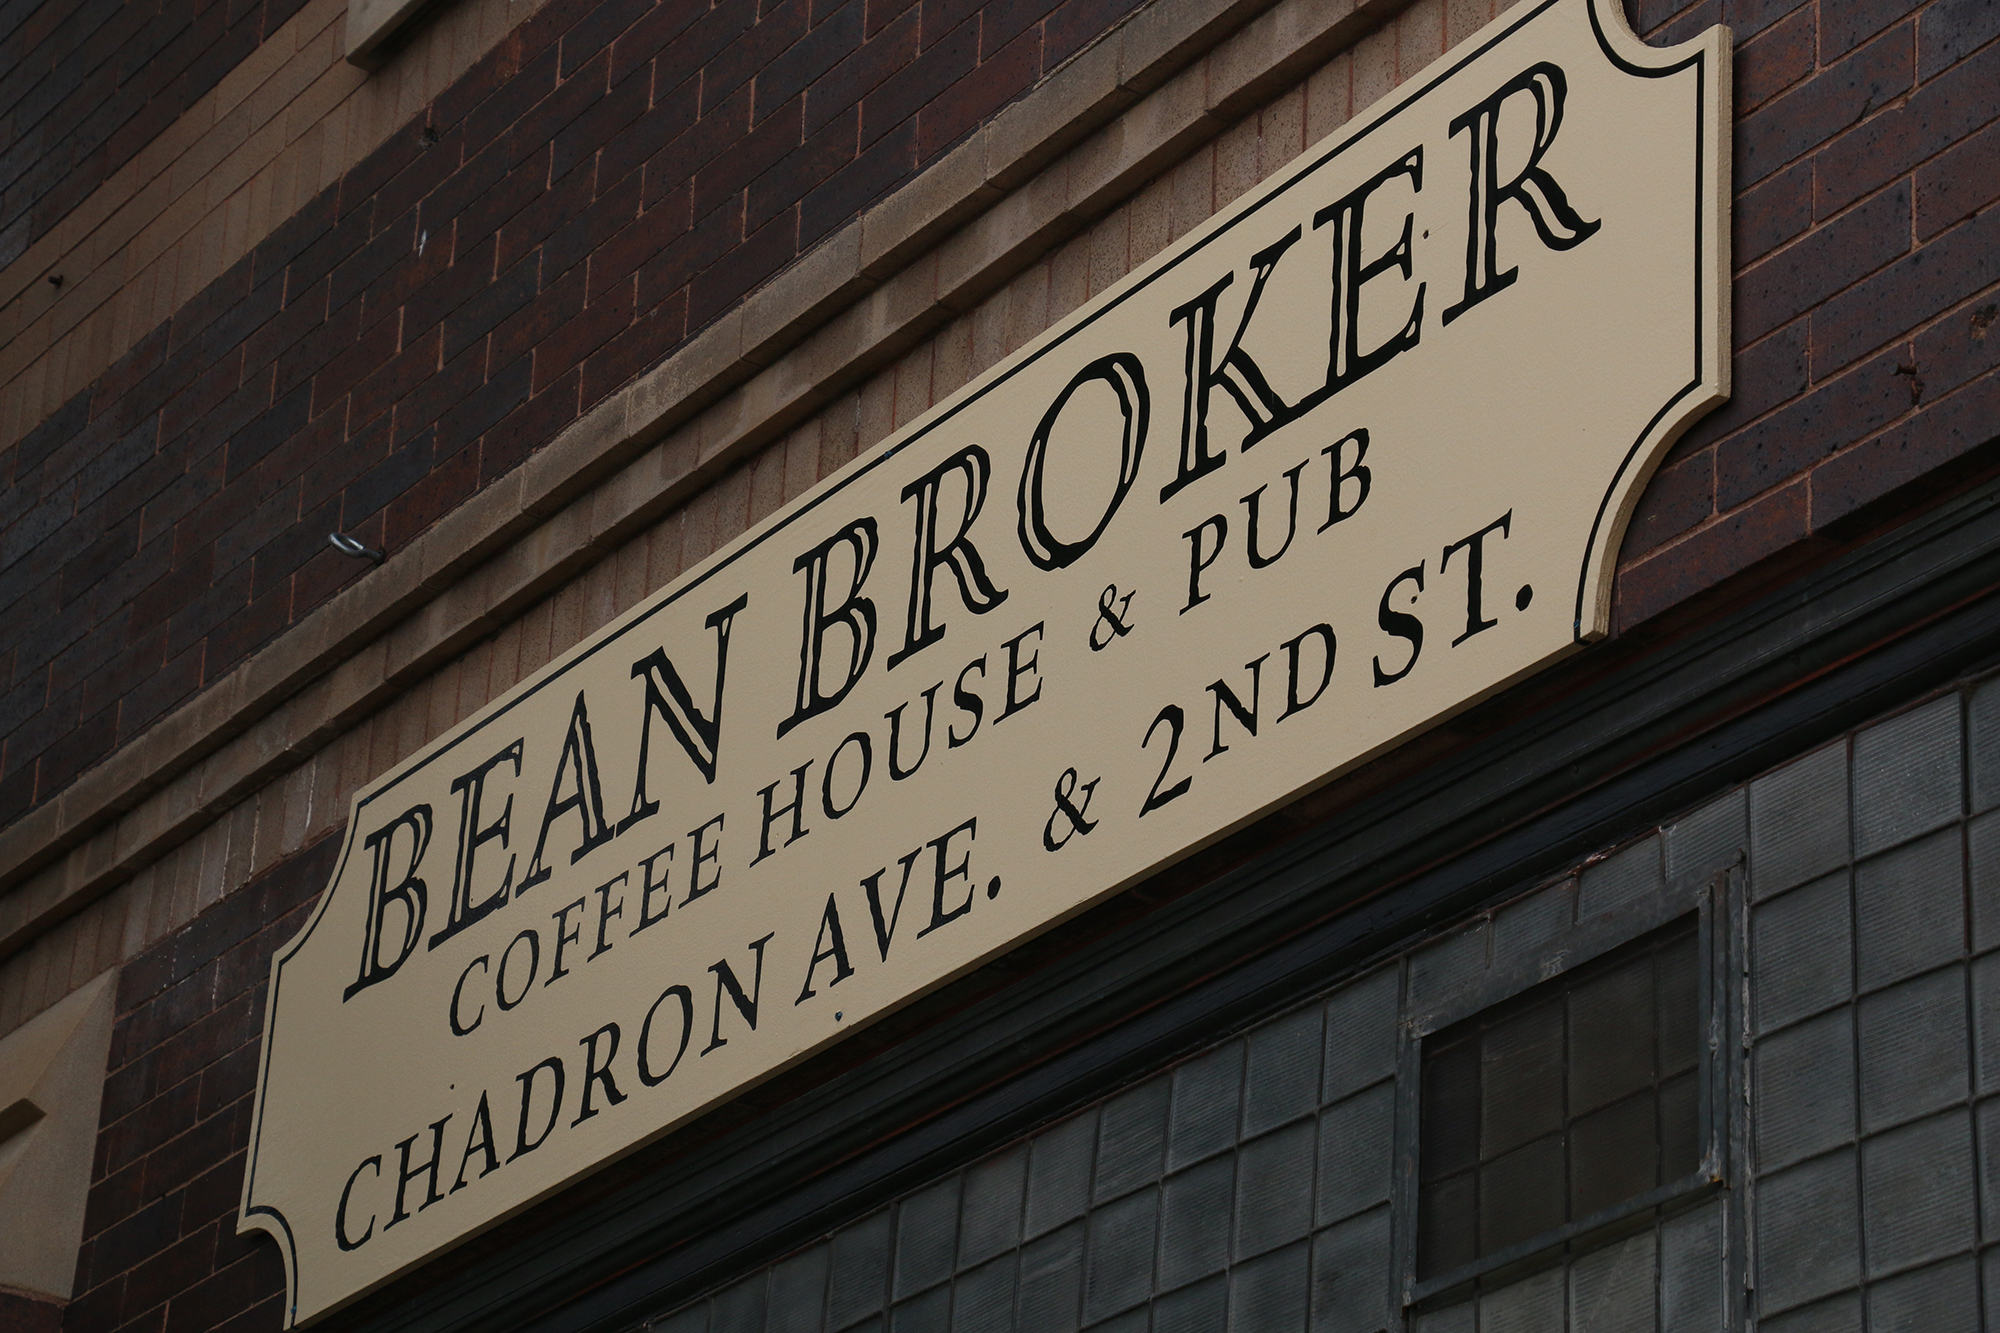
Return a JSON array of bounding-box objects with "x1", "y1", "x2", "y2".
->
[
  {"x1": 1716, "y1": 346, "x2": 1913, "y2": 509},
  {"x1": 1813, "y1": 33, "x2": 2000, "y2": 221},
  {"x1": 1735, "y1": 22, "x2": 1912, "y2": 188},
  {"x1": 1809, "y1": 363, "x2": 2000, "y2": 532},
  {"x1": 1735, "y1": 179, "x2": 1909, "y2": 348},
  {"x1": 1612, "y1": 476, "x2": 1812, "y2": 632},
  {"x1": 1812, "y1": 190, "x2": 2000, "y2": 374},
  {"x1": 1736, "y1": 5, "x2": 1813, "y2": 111},
  {"x1": 1915, "y1": 113, "x2": 2000, "y2": 240},
  {"x1": 917, "y1": 22, "x2": 1036, "y2": 159},
  {"x1": 805, "y1": 4, "x2": 916, "y2": 138}
]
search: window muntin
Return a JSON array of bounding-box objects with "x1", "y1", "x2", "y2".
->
[{"x1": 1415, "y1": 915, "x2": 1702, "y2": 1280}]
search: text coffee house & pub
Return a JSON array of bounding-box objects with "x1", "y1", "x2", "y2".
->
[{"x1": 0, "y1": 0, "x2": 1997, "y2": 1328}]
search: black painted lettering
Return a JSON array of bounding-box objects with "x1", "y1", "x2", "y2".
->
[
  {"x1": 1205, "y1": 655, "x2": 1269, "y2": 760},
  {"x1": 589, "y1": 872, "x2": 626, "y2": 960},
  {"x1": 703, "y1": 934, "x2": 776, "y2": 1054},
  {"x1": 546, "y1": 897, "x2": 587, "y2": 984},
  {"x1": 685, "y1": 814, "x2": 725, "y2": 905},
  {"x1": 520, "y1": 692, "x2": 615, "y2": 893},
  {"x1": 510, "y1": 1057, "x2": 565, "y2": 1161},
  {"x1": 387, "y1": 1114, "x2": 452, "y2": 1227},
  {"x1": 496, "y1": 930, "x2": 538, "y2": 1009},
  {"x1": 1444, "y1": 63, "x2": 1601, "y2": 326},
  {"x1": 751, "y1": 762, "x2": 813, "y2": 865},
  {"x1": 1181, "y1": 515, "x2": 1228, "y2": 613},
  {"x1": 346, "y1": 805, "x2": 433, "y2": 1001},
  {"x1": 1020, "y1": 354, "x2": 1150, "y2": 566},
  {"x1": 1280, "y1": 624, "x2": 1337, "y2": 719},
  {"x1": 623, "y1": 593, "x2": 749, "y2": 835},
  {"x1": 998, "y1": 623, "x2": 1044, "y2": 721},
  {"x1": 450, "y1": 1094, "x2": 499, "y2": 1192},
  {"x1": 782, "y1": 519, "x2": 880, "y2": 738},
  {"x1": 637, "y1": 986, "x2": 695, "y2": 1086},
  {"x1": 1320, "y1": 429, "x2": 1371, "y2": 531},
  {"x1": 822, "y1": 731, "x2": 873, "y2": 819},
  {"x1": 797, "y1": 894, "x2": 856, "y2": 1003},
  {"x1": 335, "y1": 1157, "x2": 380, "y2": 1250},
  {"x1": 862, "y1": 848, "x2": 924, "y2": 961},
  {"x1": 1313, "y1": 149, "x2": 1426, "y2": 397},
  {"x1": 1163, "y1": 227, "x2": 1303, "y2": 503},
  {"x1": 1373, "y1": 563, "x2": 1427, "y2": 686},
  {"x1": 572, "y1": 1022, "x2": 628, "y2": 1125},
  {"x1": 948, "y1": 657, "x2": 986, "y2": 748},
  {"x1": 449, "y1": 955, "x2": 489, "y2": 1036},
  {"x1": 1441, "y1": 511, "x2": 1514, "y2": 645},
  {"x1": 1242, "y1": 460, "x2": 1308, "y2": 569},
  {"x1": 890, "y1": 446, "x2": 1008, "y2": 668},
  {"x1": 885, "y1": 684, "x2": 940, "y2": 780},
  {"x1": 917, "y1": 817, "x2": 978, "y2": 937},
  {"x1": 431, "y1": 740, "x2": 522, "y2": 950},
  {"x1": 631, "y1": 844, "x2": 675, "y2": 934}
]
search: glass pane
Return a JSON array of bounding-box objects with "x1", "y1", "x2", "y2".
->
[
  {"x1": 1568, "y1": 1091, "x2": 1656, "y2": 1218},
  {"x1": 1418, "y1": 1173, "x2": 1478, "y2": 1277},
  {"x1": 1659, "y1": 1070, "x2": 1701, "y2": 1181},
  {"x1": 1568, "y1": 958, "x2": 1655, "y2": 1114},
  {"x1": 1480, "y1": 999, "x2": 1563, "y2": 1158},
  {"x1": 1422, "y1": 1035, "x2": 1481, "y2": 1182},
  {"x1": 1656, "y1": 929, "x2": 1700, "y2": 1077},
  {"x1": 1478, "y1": 1135, "x2": 1565, "y2": 1255}
]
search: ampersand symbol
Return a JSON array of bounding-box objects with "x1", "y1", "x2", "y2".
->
[
  {"x1": 1042, "y1": 768, "x2": 1102, "y2": 851},
  {"x1": 1088, "y1": 584, "x2": 1136, "y2": 652}
]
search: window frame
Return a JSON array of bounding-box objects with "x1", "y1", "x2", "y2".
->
[{"x1": 1393, "y1": 864, "x2": 1740, "y2": 1313}]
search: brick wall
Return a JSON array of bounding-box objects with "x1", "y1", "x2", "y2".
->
[
  {"x1": 1612, "y1": 0, "x2": 2000, "y2": 630},
  {"x1": 58, "y1": 832, "x2": 335, "y2": 1333},
  {"x1": 0, "y1": 0, "x2": 308, "y2": 266},
  {"x1": 0, "y1": 0, "x2": 1148, "y2": 828}
]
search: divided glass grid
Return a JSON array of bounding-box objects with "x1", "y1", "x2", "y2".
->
[{"x1": 1414, "y1": 914, "x2": 1703, "y2": 1282}]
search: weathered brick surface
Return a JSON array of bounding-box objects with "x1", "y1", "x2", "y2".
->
[
  {"x1": 0, "y1": 0, "x2": 1147, "y2": 830},
  {"x1": 56, "y1": 833, "x2": 335, "y2": 1333},
  {"x1": 0, "y1": 0, "x2": 302, "y2": 265},
  {"x1": 1613, "y1": 0, "x2": 2000, "y2": 631}
]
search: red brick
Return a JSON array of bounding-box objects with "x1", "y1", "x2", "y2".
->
[
  {"x1": 916, "y1": 22, "x2": 1036, "y2": 160},
  {"x1": 595, "y1": 66, "x2": 702, "y2": 192},
  {"x1": 859, "y1": 10, "x2": 973, "y2": 147},
  {"x1": 1735, "y1": 180, "x2": 1909, "y2": 349},
  {"x1": 1812, "y1": 190, "x2": 2000, "y2": 375},
  {"x1": 480, "y1": 367, "x2": 579, "y2": 483},
  {"x1": 706, "y1": 0, "x2": 808, "y2": 112},
  {"x1": 385, "y1": 437, "x2": 480, "y2": 547},
  {"x1": 349, "y1": 323, "x2": 443, "y2": 430},
  {"x1": 805, "y1": 4, "x2": 916, "y2": 138},
  {"x1": 308, "y1": 310, "x2": 399, "y2": 420},
  {"x1": 1612, "y1": 477, "x2": 1812, "y2": 632},
  {"x1": 1813, "y1": 33, "x2": 2000, "y2": 220},
  {"x1": 1737, "y1": 6, "x2": 1813, "y2": 112},
  {"x1": 1809, "y1": 363, "x2": 2000, "y2": 533},
  {"x1": 607, "y1": 0, "x2": 704, "y2": 86},
  {"x1": 534, "y1": 280, "x2": 636, "y2": 393},
  {"x1": 1735, "y1": 22, "x2": 1912, "y2": 188},
  {"x1": 688, "y1": 205, "x2": 797, "y2": 329},
  {"x1": 582, "y1": 286, "x2": 688, "y2": 404},
  {"x1": 1714, "y1": 347, "x2": 1915, "y2": 509},
  {"x1": 1916, "y1": 115, "x2": 2000, "y2": 240},
  {"x1": 1621, "y1": 446, "x2": 1714, "y2": 562},
  {"x1": 800, "y1": 115, "x2": 914, "y2": 246}
]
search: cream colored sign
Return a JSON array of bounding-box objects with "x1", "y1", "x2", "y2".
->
[{"x1": 242, "y1": 0, "x2": 1729, "y2": 1319}]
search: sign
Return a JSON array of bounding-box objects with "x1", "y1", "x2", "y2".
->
[{"x1": 241, "y1": 0, "x2": 1728, "y2": 1318}]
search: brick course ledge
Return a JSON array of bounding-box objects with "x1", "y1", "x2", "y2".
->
[{"x1": 0, "y1": 0, "x2": 1410, "y2": 960}]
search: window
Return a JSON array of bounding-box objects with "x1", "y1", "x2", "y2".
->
[{"x1": 1415, "y1": 915, "x2": 1703, "y2": 1284}]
